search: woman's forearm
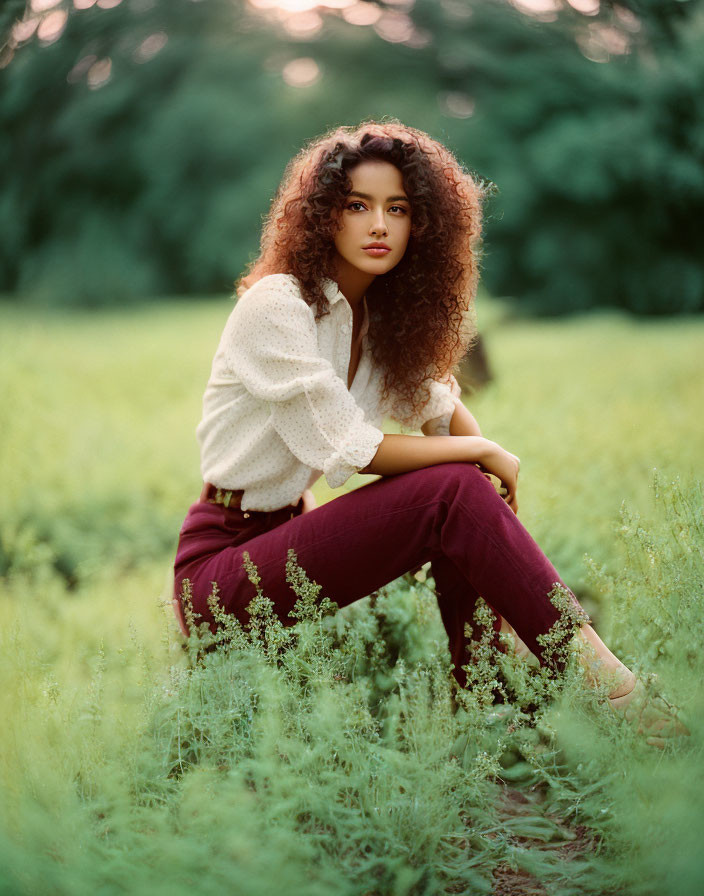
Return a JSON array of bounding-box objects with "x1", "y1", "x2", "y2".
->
[{"x1": 359, "y1": 433, "x2": 491, "y2": 477}]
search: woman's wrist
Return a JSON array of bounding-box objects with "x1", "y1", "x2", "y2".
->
[{"x1": 463, "y1": 436, "x2": 494, "y2": 465}]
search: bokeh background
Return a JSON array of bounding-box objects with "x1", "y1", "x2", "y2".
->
[
  {"x1": 2, "y1": 0, "x2": 704, "y2": 313},
  {"x1": 2, "y1": 4, "x2": 704, "y2": 893}
]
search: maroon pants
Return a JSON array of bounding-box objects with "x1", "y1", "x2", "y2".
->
[{"x1": 173, "y1": 462, "x2": 586, "y2": 689}]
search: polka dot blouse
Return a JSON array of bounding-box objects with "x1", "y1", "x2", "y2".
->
[{"x1": 196, "y1": 274, "x2": 457, "y2": 511}]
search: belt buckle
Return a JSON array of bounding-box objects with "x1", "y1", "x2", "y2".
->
[{"x1": 214, "y1": 487, "x2": 235, "y2": 509}]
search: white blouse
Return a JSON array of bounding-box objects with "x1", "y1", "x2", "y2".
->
[{"x1": 196, "y1": 273, "x2": 458, "y2": 511}]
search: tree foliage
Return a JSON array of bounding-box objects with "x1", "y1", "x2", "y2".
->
[
  {"x1": 434, "y1": 0, "x2": 704, "y2": 314},
  {"x1": 1, "y1": 0, "x2": 702, "y2": 313}
]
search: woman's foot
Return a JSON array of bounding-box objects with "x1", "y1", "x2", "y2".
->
[
  {"x1": 607, "y1": 668, "x2": 637, "y2": 699},
  {"x1": 607, "y1": 675, "x2": 690, "y2": 749},
  {"x1": 571, "y1": 626, "x2": 689, "y2": 748}
]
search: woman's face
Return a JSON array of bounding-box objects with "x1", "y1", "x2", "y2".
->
[{"x1": 332, "y1": 160, "x2": 412, "y2": 279}]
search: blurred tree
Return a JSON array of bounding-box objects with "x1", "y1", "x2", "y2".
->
[
  {"x1": 426, "y1": 0, "x2": 704, "y2": 314},
  {"x1": 0, "y1": 1, "x2": 26, "y2": 42},
  {"x1": 1, "y1": 0, "x2": 281, "y2": 302},
  {"x1": 1, "y1": 0, "x2": 702, "y2": 313}
]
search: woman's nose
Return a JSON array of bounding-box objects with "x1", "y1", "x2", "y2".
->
[{"x1": 370, "y1": 210, "x2": 388, "y2": 235}]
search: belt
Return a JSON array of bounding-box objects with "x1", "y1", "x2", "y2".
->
[
  {"x1": 199, "y1": 482, "x2": 300, "y2": 520},
  {"x1": 200, "y1": 482, "x2": 246, "y2": 510}
]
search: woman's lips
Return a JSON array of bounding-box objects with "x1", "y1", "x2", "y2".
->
[{"x1": 363, "y1": 247, "x2": 391, "y2": 256}]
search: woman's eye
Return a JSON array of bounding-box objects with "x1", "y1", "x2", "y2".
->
[{"x1": 346, "y1": 202, "x2": 408, "y2": 214}]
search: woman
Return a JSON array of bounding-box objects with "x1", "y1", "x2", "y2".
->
[{"x1": 173, "y1": 119, "x2": 682, "y2": 745}]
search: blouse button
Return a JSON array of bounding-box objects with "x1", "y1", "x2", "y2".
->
[{"x1": 243, "y1": 512, "x2": 250, "y2": 518}]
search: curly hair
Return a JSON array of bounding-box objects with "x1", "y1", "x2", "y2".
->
[{"x1": 236, "y1": 117, "x2": 490, "y2": 428}]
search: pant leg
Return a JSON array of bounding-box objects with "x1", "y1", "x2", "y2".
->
[
  {"x1": 431, "y1": 556, "x2": 505, "y2": 689},
  {"x1": 174, "y1": 462, "x2": 586, "y2": 674}
]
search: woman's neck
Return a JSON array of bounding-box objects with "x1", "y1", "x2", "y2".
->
[{"x1": 331, "y1": 262, "x2": 375, "y2": 311}]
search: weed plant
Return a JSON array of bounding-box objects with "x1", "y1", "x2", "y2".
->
[{"x1": 1, "y1": 473, "x2": 702, "y2": 895}]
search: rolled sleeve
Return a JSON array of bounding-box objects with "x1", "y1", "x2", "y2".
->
[
  {"x1": 417, "y1": 379, "x2": 457, "y2": 435},
  {"x1": 389, "y1": 375, "x2": 457, "y2": 434},
  {"x1": 275, "y1": 398, "x2": 384, "y2": 488},
  {"x1": 227, "y1": 278, "x2": 385, "y2": 488}
]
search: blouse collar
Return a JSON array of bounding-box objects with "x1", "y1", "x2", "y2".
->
[
  {"x1": 322, "y1": 277, "x2": 344, "y2": 304},
  {"x1": 322, "y1": 278, "x2": 370, "y2": 340}
]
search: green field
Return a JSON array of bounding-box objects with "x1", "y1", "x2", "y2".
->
[{"x1": 1, "y1": 298, "x2": 703, "y2": 894}]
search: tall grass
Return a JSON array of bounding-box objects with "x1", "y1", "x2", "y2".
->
[
  {"x1": 1, "y1": 300, "x2": 702, "y2": 893},
  {"x1": 1, "y1": 473, "x2": 702, "y2": 894}
]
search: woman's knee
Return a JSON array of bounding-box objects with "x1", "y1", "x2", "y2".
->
[
  {"x1": 372, "y1": 462, "x2": 503, "y2": 524},
  {"x1": 427, "y1": 460, "x2": 496, "y2": 491},
  {"x1": 437, "y1": 461, "x2": 509, "y2": 516}
]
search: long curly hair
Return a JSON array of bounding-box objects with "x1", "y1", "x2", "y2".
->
[{"x1": 236, "y1": 117, "x2": 490, "y2": 428}]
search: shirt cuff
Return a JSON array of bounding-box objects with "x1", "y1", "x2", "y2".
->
[
  {"x1": 422, "y1": 406, "x2": 455, "y2": 436},
  {"x1": 322, "y1": 423, "x2": 385, "y2": 489},
  {"x1": 405, "y1": 379, "x2": 456, "y2": 433}
]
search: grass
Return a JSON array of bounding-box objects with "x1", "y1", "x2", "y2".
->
[{"x1": 1, "y1": 296, "x2": 703, "y2": 894}]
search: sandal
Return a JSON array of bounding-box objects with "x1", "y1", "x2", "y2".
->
[{"x1": 608, "y1": 675, "x2": 690, "y2": 748}]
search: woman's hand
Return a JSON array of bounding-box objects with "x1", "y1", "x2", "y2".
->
[
  {"x1": 301, "y1": 488, "x2": 318, "y2": 514},
  {"x1": 477, "y1": 440, "x2": 520, "y2": 514}
]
